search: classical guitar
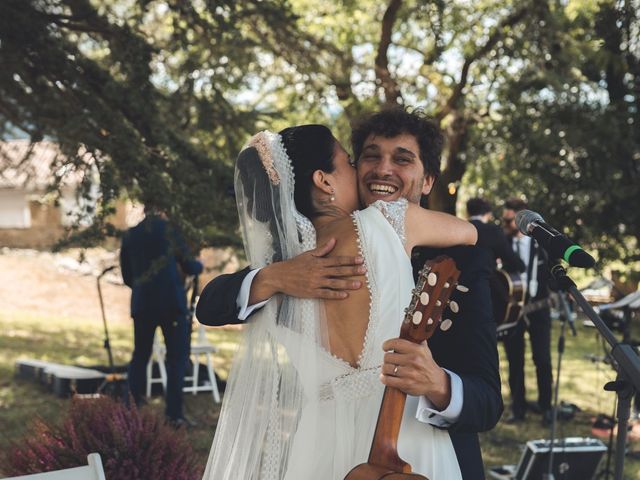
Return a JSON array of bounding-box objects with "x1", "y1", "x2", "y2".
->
[
  {"x1": 344, "y1": 255, "x2": 464, "y2": 480},
  {"x1": 490, "y1": 270, "x2": 525, "y2": 340},
  {"x1": 491, "y1": 270, "x2": 558, "y2": 340}
]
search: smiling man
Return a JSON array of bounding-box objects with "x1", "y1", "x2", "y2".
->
[
  {"x1": 353, "y1": 117, "x2": 440, "y2": 207},
  {"x1": 196, "y1": 108, "x2": 502, "y2": 479}
]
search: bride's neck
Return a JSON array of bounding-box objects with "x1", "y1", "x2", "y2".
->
[{"x1": 312, "y1": 209, "x2": 349, "y2": 231}]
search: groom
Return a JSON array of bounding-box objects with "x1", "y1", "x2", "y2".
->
[{"x1": 196, "y1": 108, "x2": 502, "y2": 479}]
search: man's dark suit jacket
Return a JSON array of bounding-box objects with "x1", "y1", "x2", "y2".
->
[
  {"x1": 120, "y1": 215, "x2": 203, "y2": 317},
  {"x1": 196, "y1": 245, "x2": 503, "y2": 479},
  {"x1": 470, "y1": 219, "x2": 525, "y2": 274}
]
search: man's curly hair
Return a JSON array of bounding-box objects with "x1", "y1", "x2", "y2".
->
[{"x1": 350, "y1": 107, "x2": 443, "y2": 179}]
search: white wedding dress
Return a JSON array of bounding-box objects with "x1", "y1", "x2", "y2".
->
[{"x1": 281, "y1": 200, "x2": 462, "y2": 480}]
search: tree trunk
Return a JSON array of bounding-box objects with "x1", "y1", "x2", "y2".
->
[
  {"x1": 427, "y1": 111, "x2": 468, "y2": 215},
  {"x1": 428, "y1": 176, "x2": 457, "y2": 214}
]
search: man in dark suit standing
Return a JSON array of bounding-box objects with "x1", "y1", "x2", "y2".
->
[
  {"x1": 501, "y1": 198, "x2": 553, "y2": 425},
  {"x1": 466, "y1": 197, "x2": 525, "y2": 274},
  {"x1": 197, "y1": 109, "x2": 502, "y2": 479},
  {"x1": 120, "y1": 207, "x2": 203, "y2": 427}
]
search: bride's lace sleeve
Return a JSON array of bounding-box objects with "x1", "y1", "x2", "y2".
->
[{"x1": 370, "y1": 198, "x2": 408, "y2": 245}]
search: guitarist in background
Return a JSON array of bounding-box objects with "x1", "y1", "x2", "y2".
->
[
  {"x1": 466, "y1": 197, "x2": 525, "y2": 274},
  {"x1": 501, "y1": 198, "x2": 553, "y2": 425}
]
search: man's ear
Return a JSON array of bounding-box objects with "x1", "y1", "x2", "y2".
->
[
  {"x1": 312, "y1": 170, "x2": 334, "y2": 195},
  {"x1": 421, "y1": 175, "x2": 436, "y2": 195}
]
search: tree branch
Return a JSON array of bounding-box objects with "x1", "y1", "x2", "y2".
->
[
  {"x1": 437, "y1": 4, "x2": 530, "y2": 121},
  {"x1": 375, "y1": 0, "x2": 403, "y2": 105}
]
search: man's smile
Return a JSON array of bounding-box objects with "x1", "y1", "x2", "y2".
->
[{"x1": 367, "y1": 182, "x2": 399, "y2": 196}]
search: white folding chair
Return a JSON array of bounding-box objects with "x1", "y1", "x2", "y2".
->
[
  {"x1": 182, "y1": 323, "x2": 221, "y2": 403},
  {"x1": 146, "y1": 324, "x2": 220, "y2": 403},
  {"x1": 2, "y1": 453, "x2": 106, "y2": 480},
  {"x1": 145, "y1": 330, "x2": 167, "y2": 398}
]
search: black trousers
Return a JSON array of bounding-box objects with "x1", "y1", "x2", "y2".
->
[
  {"x1": 128, "y1": 310, "x2": 190, "y2": 419},
  {"x1": 503, "y1": 306, "x2": 553, "y2": 417}
]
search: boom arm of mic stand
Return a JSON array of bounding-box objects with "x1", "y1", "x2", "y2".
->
[
  {"x1": 551, "y1": 265, "x2": 640, "y2": 391},
  {"x1": 557, "y1": 292, "x2": 577, "y2": 336},
  {"x1": 551, "y1": 265, "x2": 640, "y2": 480}
]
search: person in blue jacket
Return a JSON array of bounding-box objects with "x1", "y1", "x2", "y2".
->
[{"x1": 120, "y1": 206, "x2": 203, "y2": 426}]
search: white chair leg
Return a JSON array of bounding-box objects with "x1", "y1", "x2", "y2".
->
[
  {"x1": 158, "y1": 354, "x2": 167, "y2": 391},
  {"x1": 146, "y1": 328, "x2": 168, "y2": 397},
  {"x1": 145, "y1": 359, "x2": 152, "y2": 397},
  {"x1": 206, "y1": 351, "x2": 221, "y2": 403},
  {"x1": 191, "y1": 356, "x2": 199, "y2": 396}
]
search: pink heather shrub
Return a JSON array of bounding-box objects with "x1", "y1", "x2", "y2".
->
[{"x1": 2, "y1": 396, "x2": 200, "y2": 479}]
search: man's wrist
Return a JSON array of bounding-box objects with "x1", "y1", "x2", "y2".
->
[
  {"x1": 426, "y1": 368, "x2": 452, "y2": 411},
  {"x1": 249, "y1": 263, "x2": 280, "y2": 304}
]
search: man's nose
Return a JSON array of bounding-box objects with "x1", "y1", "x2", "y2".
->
[{"x1": 372, "y1": 156, "x2": 394, "y2": 177}]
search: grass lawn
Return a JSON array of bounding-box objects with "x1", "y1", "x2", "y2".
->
[{"x1": 1, "y1": 310, "x2": 639, "y2": 478}]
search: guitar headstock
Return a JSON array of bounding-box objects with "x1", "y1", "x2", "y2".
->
[{"x1": 401, "y1": 255, "x2": 466, "y2": 343}]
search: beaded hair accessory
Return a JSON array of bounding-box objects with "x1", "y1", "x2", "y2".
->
[
  {"x1": 247, "y1": 131, "x2": 281, "y2": 185},
  {"x1": 244, "y1": 129, "x2": 316, "y2": 251}
]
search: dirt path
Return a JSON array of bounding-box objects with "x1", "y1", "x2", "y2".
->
[
  {"x1": 0, "y1": 248, "x2": 131, "y2": 324},
  {"x1": 0, "y1": 247, "x2": 240, "y2": 325}
]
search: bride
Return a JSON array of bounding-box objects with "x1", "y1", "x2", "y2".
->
[{"x1": 203, "y1": 124, "x2": 476, "y2": 480}]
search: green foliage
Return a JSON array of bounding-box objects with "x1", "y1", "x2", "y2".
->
[
  {"x1": 466, "y1": 0, "x2": 639, "y2": 267},
  {"x1": 0, "y1": 0, "x2": 303, "y2": 248},
  {"x1": 0, "y1": 0, "x2": 637, "y2": 272}
]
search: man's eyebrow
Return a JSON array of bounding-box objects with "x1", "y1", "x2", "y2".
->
[
  {"x1": 362, "y1": 144, "x2": 380, "y2": 152},
  {"x1": 395, "y1": 147, "x2": 417, "y2": 158}
]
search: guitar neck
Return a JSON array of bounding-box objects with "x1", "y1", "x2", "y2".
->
[
  {"x1": 367, "y1": 386, "x2": 410, "y2": 472},
  {"x1": 358, "y1": 256, "x2": 461, "y2": 475}
]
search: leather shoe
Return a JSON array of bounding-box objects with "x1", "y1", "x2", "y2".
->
[
  {"x1": 504, "y1": 413, "x2": 525, "y2": 424},
  {"x1": 167, "y1": 415, "x2": 197, "y2": 429},
  {"x1": 526, "y1": 400, "x2": 542, "y2": 414}
]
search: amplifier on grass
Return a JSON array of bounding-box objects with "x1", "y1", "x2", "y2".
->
[
  {"x1": 15, "y1": 359, "x2": 107, "y2": 397},
  {"x1": 515, "y1": 437, "x2": 607, "y2": 480},
  {"x1": 490, "y1": 436, "x2": 607, "y2": 480},
  {"x1": 47, "y1": 365, "x2": 106, "y2": 397}
]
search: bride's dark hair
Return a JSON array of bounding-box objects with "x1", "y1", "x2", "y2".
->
[{"x1": 279, "y1": 124, "x2": 336, "y2": 219}]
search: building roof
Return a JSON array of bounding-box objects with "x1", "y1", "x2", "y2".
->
[{"x1": 0, "y1": 140, "x2": 86, "y2": 191}]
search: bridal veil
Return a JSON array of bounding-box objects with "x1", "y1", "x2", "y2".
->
[{"x1": 203, "y1": 131, "x2": 327, "y2": 480}]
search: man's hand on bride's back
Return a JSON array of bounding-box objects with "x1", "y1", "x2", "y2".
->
[{"x1": 249, "y1": 238, "x2": 366, "y2": 302}]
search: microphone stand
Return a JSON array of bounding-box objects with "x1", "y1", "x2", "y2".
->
[
  {"x1": 97, "y1": 266, "x2": 117, "y2": 374},
  {"x1": 543, "y1": 290, "x2": 576, "y2": 480},
  {"x1": 96, "y1": 265, "x2": 127, "y2": 396},
  {"x1": 550, "y1": 264, "x2": 640, "y2": 480}
]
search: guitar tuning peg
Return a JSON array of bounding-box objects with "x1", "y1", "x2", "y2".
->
[
  {"x1": 412, "y1": 311, "x2": 423, "y2": 325},
  {"x1": 444, "y1": 282, "x2": 450, "y2": 288},
  {"x1": 435, "y1": 300, "x2": 442, "y2": 307},
  {"x1": 449, "y1": 300, "x2": 459, "y2": 313},
  {"x1": 440, "y1": 319, "x2": 453, "y2": 331},
  {"x1": 456, "y1": 284, "x2": 469, "y2": 293},
  {"x1": 427, "y1": 272, "x2": 438, "y2": 286},
  {"x1": 419, "y1": 292, "x2": 430, "y2": 305}
]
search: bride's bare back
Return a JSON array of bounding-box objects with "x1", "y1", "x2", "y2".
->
[
  {"x1": 314, "y1": 201, "x2": 477, "y2": 367},
  {"x1": 316, "y1": 216, "x2": 371, "y2": 368}
]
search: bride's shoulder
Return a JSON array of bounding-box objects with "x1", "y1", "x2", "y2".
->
[
  {"x1": 361, "y1": 198, "x2": 408, "y2": 224},
  {"x1": 355, "y1": 199, "x2": 408, "y2": 244}
]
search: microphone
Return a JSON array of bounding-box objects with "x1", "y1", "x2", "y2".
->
[{"x1": 515, "y1": 210, "x2": 596, "y2": 268}]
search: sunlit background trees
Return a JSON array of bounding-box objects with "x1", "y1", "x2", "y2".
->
[{"x1": 1, "y1": 0, "x2": 638, "y2": 270}]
